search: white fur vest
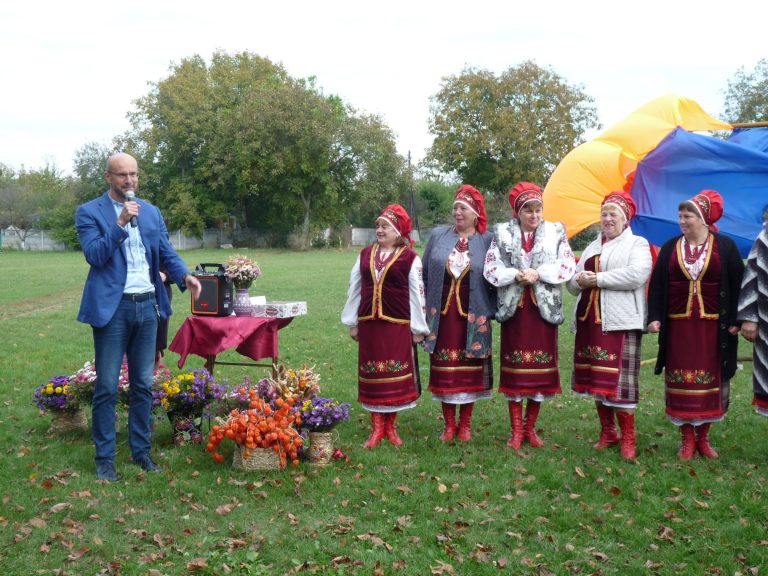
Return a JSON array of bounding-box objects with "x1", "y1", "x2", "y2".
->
[{"x1": 494, "y1": 220, "x2": 568, "y2": 325}]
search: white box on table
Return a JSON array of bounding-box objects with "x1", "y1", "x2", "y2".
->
[{"x1": 249, "y1": 300, "x2": 307, "y2": 318}]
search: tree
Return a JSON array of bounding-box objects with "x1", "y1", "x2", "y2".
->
[
  {"x1": 121, "y1": 50, "x2": 406, "y2": 246},
  {"x1": 0, "y1": 164, "x2": 71, "y2": 249},
  {"x1": 73, "y1": 141, "x2": 113, "y2": 203},
  {"x1": 723, "y1": 58, "x2": 768, "y2": 123},
  {"x1": 426, "y1": 61, "x2": 600, "y2": 197},
  {"x1": 415, "y1": 179, "x2": 456, "y2": 227},
  {"x1": 331, "y1": 108, "x2": 407, "y2": 228}
]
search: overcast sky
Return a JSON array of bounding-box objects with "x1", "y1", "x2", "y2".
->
[{"x1": 2, "y1": 0, "x2": 766, "y2": 175}]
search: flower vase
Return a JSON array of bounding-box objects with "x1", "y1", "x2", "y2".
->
[
  {"x1": 233, "y1": 287, "x2": 252, "y2": 316},
  {"x1": 49, "y1": 408, "x2": 88, "y2": 434},
  {"x1": 308, "y1": 431, "x2": 335, "y2": 466},
  {"x1": 167, "y1": 410, "x2": 203, "y2": 445}
]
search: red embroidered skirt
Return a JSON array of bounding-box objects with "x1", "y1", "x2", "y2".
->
[
  {"x1": 664, "y1": 316, "x2": 726, "y2": 420},
  {"x1": 357, "y1": 319, "x2": 418, "y2": 407},
  {"x1": 428, "y1": 282, "x2": 491, "y2": 397},
  {"x1": 499, "y1": 290, "x2": 560, "y2": 397},
  {"x1": 572, "y1": 319, "x2": 626, "y2": 396}
]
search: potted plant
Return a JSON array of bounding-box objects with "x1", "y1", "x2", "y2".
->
[
  {"x1": 297, "y1": 397, "x2": 351, "y2": 466},
  {"x1": 152, "y1": 368, "x2": 227, "y2": 445},
  {"x1": 33, "y1": 375, "x2": 88, "y2": 434},
  {"x1": 207, "y1": 392, "x2": 303, "y2": 470},
  {"x1": 225, "y1": 253, "x2": 261, "y2": 316}
]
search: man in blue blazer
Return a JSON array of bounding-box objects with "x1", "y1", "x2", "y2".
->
[{"x1": 76, "y1": 152, "x2": 201, "y2": 481}]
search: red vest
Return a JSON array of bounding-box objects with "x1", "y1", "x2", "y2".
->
[{"x1": 358, "y1": 245, "x2": 415, "y2": 324}]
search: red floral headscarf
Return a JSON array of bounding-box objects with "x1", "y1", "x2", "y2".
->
[{"x1": 453, "y1": 184, "x2": 487, "y2": 233}]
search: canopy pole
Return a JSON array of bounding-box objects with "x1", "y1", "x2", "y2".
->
[{"x1": 731, "y1": 122, "x2": 768, "y2": 128}]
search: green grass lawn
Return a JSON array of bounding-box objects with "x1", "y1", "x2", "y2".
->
[{"x1": 0, "y1": 248, "x2": 765, "y2": 575}]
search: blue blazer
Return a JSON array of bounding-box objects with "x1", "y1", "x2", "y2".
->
[{"x1": 76, "y1": 192, "x2": 191, "y2": 328}]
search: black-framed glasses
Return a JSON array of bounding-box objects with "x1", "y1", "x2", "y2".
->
[{"x1": 108, "y1": 171, "x2": 139, "y2": 179}]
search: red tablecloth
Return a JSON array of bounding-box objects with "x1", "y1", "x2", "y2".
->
[{"x1": 169, "y1": 316, "x2": 292, "y2": 369}]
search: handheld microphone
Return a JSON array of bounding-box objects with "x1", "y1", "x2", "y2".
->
[{"x1": 124, "y1": 190, "x2": 138, "y2": 227}]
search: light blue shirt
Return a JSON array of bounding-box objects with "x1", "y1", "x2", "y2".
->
[{"x1": 111, "y1": 197, "x2": 154, "y2": 294}]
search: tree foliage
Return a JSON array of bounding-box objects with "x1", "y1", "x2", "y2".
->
[
  {"x1": 723, "y1": 58, "x2": 768, "y2": 123},
  {"x1": 0, "y1": 164, "x2": 77, "y2": 249},
  {"x1": 73, "y1": 141, "x2": 113, "y2": 204},
  {"x1": 120, "y1": 50, "x2": 405, "y2": 247},
  {"x1": 426, "y1": 61, "x2": 600, "y2": 197}
]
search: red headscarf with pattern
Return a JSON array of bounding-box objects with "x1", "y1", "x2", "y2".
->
[
  {"x1": 508, "y1": 181, "x2": 543, "y2": 216},
  {"x1": 377, "y1": 203, "x2": 413, "y2": 246},
  {"x1": 601, "y1": 190, "x2": 637, "y2": 224},
  {"x1": 453, "y1": 184, "x2": 487, "y2": 233},
  {"x1": 687, "y1": 189, "x2": 724, "y2": 232}
]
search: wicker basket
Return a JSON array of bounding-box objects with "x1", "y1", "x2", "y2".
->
[
  {"x1": 232, "y1": 445, "x2": 281, "y2": 471},
  {"x1": 308, "y1": 431, "x2": 335, "y2": 466},
  {"x1": 48, "y1": 409, "x2": 88, "y2": 434}
]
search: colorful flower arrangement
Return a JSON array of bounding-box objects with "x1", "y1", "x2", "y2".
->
[
  {"x1": 34, "y1": 375, "x2": 79, "y2": 413},
  {"x1": 205, "y1": 365, "x2": 351, "y2": 468},
  {"x1": 67, "y1": 360, "x2": 133, "y2": 408},
  {"x1": 207, "y1": 392, "x2": 303, "y2": 468},
  {"x1": 297, "y1": 397, "x2": 350, "y2": 432},
  {"x1": 220, "y1": 378, "x2": 260, "y2": 412},
  {"x1": 225, "y1": 253, "x2": 261, "y2": 289},
  {"x1": 262, "y1": 364, "x2": 321, "y2": 403},
  {"x1": 152, "y1": 368, "x2": 227, "y2": 416}
]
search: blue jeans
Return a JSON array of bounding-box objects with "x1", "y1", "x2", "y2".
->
[{"x1": 92, "y1": 296, "x2": 158, "y2": 463}]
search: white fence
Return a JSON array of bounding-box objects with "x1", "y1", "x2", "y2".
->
[{"x1": 1, "y1": 226, "x2": 427, "y2": 251}]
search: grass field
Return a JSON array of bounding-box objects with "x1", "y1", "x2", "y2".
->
[{"x1": 0, "y1": 248, "x2": 765, "y2": 576}]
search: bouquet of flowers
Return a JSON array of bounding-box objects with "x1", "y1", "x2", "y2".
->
[
  {"x1": 261, "y1": 364, "x2": 321, "y2": 404},
  {"x1": 69, "y1": 360, "x2": 162, "y2": 408},
  {"x1": 225, "y1": 253, "x2": 261, "y2": 289},
  {"x1": 297, "y1": 397, "x2": 351, "y2": 432},
  {"x1": 152, "y1": 368, "x2": 227, "y2": 417},
  {"x1": 218, "y1": 377, "x2": 262, "y2": 414},
  {"x1": 207, "y1": 392, "x2": 303, "y2": 468},
  {"x1": 34, "y1": 376, "x2": 79, "y2": 413}
]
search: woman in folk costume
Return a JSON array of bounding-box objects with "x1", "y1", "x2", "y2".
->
[
  {"x1": 567, "y1": 191, "x2": 652, "y2": 460},
  {"x1": 423, "y1": 184, "x2": 495, "y2": 442},
  {"x1": 341, "y1": 204, "x2": 429, "y2": 448},
  {"x1": 483, "y1": 182, "x2": 576, "y2": 449},
  {"x1": 737, "y1": 210, "x2": 768, "y2": 417},
  {"x1": 647, "y1": 190, "x2": 744, "y2": 460}
]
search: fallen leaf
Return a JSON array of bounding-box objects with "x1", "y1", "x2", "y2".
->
[
  {"x1": 430, "y1": 560, "x2": 457, "y2": 575},
  {"x1": 28, "y1": 517, "x2": 47, "y2": 529},
  {"x1": 692, "y1": 497, "x2": 709, "y2": 509},
  {"x1": 50, "y1": 502, "x2": 73, "y2": 513},
  {"x1": 187, "y1": 557, "x2": 208, "y2": 571},
  {"x1": 65, "y1": 547, "x2": 90, "y2": 562}
]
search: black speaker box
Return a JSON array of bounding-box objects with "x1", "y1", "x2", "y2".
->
[{"x1": 191, "y1": 263, "x2": 233, "y2": 316}]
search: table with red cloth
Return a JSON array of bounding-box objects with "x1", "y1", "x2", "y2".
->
[{"x1": 169, "y1": 315, "x2": 293, "y2": 374}]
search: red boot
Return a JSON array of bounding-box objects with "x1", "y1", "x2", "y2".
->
[
  {"x1": 616, "y1": 410, "x2": 636, "y2": 460},
  {"x1": 457, "y1": 403, "x2": 474, "y2": 442},
  {"x1": 524, "y1": 400, "x2": 544, "y2": 448},
  {"x1": 440, "y1": 403, "x2": 457, "y2": 442},
  {"x1": 678, "y1": 424, "x2": 696, "y2": 460},
  {"x1": 363, "y1": 412, "x2": 386, "y2": 449},
  {"x1": 593, "y1": 402, "x2": 620, "y2": 449},
  {"x1": 506, "y1": 401, "x2": 524, "y2": 449},
  {"x1": 384, "y1": 412, "x2": 403, "y2": 446},
  {"x1": 695, "y1": 423, "x2": 719, "y2": 459}
]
